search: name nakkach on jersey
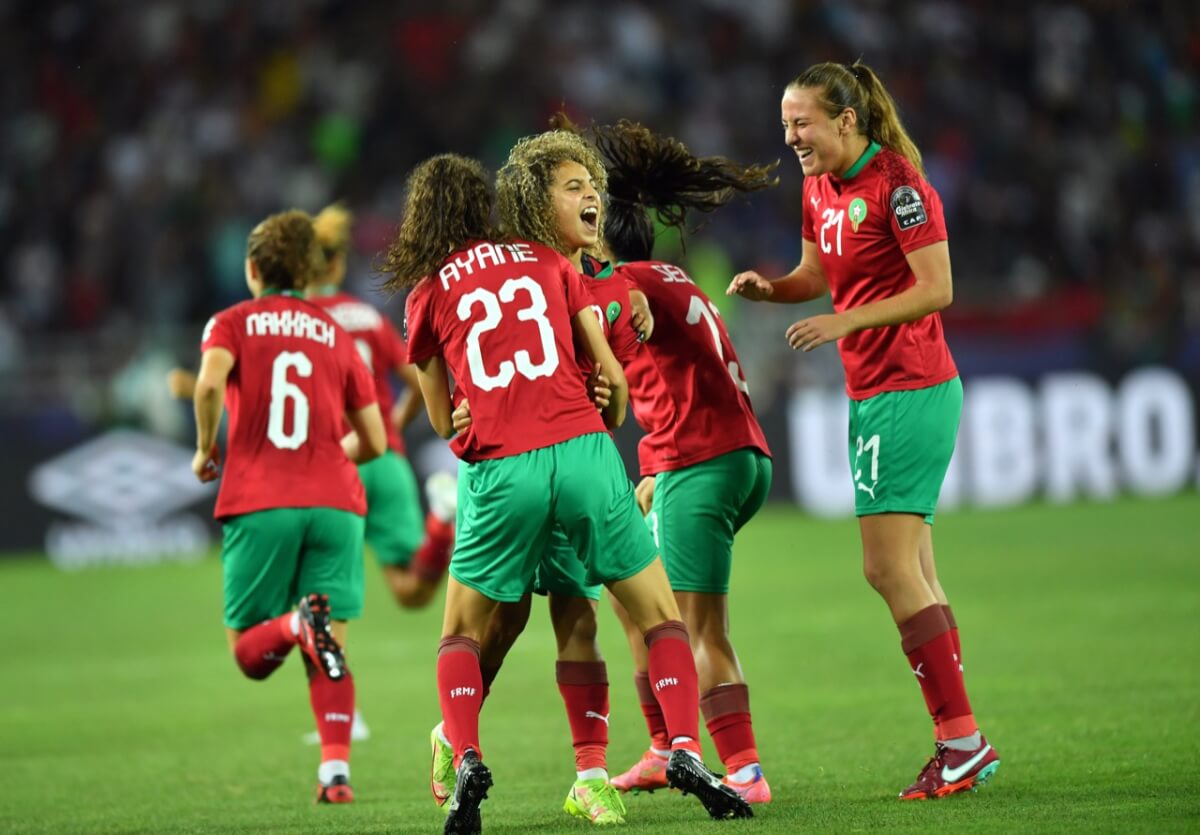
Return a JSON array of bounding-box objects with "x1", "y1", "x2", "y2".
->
[
  {"x1": 438, "y1": 242, "x2": 539, "y2": 290},
  {"x1": 244, "y1": 310, "x2": 337, "y2": 347}
]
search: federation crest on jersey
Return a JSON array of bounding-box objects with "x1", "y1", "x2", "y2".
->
[
  {"x1": 605, "y1": 300, "x2": 622, "y2": 324},
  {"x1": 890, "y1": 185, "x2": 927, "y2": 230},
  {"x1": 848, "y1": 198, "x2": 868, "y2": 232}
]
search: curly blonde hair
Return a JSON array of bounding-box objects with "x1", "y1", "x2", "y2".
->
[
  {"x1": 246, "y1": 210, "x2": 325, "y2": 291},
  {"x1": 495, "y1": 129, "x2": 608, "y2": 258},
  {"x1": 380, "y1": 154, "x2": 495, "y2": 291}
]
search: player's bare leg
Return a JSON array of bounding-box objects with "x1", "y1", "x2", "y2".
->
[
  {"x1": 861, "y1": 514, "x2": 998, "y2": 799},
  {"x1": 607, "y1": 561, "x2": 751, "y2": 819},
  {"x1": 677, "y1": 592, "x2": 769, "y2": 804}
]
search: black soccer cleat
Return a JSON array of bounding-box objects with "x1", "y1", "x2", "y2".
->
[
  {"x1": 315, "y1": 774, "x2": 354, "y2": 804},
  {"x1": 444, "y1": 750, "x2": 493, "y2": 835},
  {"x1": 297, "y1": 593, "x2": 347, "y2": 681},
  {"x1": 666, "y1": 749, "x2": 754, "y2": 820}
]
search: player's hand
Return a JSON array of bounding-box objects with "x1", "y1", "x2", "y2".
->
[
  {"x1": 635, "y1": 476, "x2": 656, "y2": 516},
  {"x1": 192, "y1": 445, "x2": 221, "y2": 482},
  {"x1": 451, "y1": 399, "x2": 472, "y2": 434},
  {"x1": 727, "y1": 271, "x2": 774, "y2": 301},
  {"x1": 786, "y1": 313, "x2": 852, "y2": 352},
  {"x1": 587, "y1": 367, "x2": 612, "y2": 410},
  {"x1": 630, "y1": 293, "x2": 654, "y2": 342},
  {"x1": 167, "y1": 368, "x2": 197, "y2": 400}
]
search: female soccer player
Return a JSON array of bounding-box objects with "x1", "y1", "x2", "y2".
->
[
  {"x1": 305, "y1": 203, "x2": 456, "y2": 609},
  {"x1": 383, "y1": 153, "x2": 751, "y2": 833},
  {"x1": 428, "y1": 126, "x2": 651, "y2": 827},
  {"x1": 588, "y1": 120, "x2": 779, "y2": 804},
  {"x1": 727, "y1": 60, "x2": 1000, "y2": 800},
  {"x1": 191, "y1": 209, "x2": 386, "y2": 803}
]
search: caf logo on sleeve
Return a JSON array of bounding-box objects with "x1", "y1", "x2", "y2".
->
[{"x1": 890, "y1": 186, "x2": 928, "y2": 229}]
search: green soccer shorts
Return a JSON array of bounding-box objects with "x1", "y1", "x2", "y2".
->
[
  {"x1": 221, "y1": 507, "x2": 365, "y2": 629},
  {"x1": 358, "y1": 450, "x2": 425, "y2": 567},
  {"x1": 847, "y1": 376, "x2": 963, "y2": 523},
  {"x1": 647, "y1": 448, "x2": 772, "y2": 594},
  {"x1": 451, "y1": 433, "x2": 658, "y2": 603}
]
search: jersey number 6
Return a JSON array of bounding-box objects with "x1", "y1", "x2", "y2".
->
[{"x1": 268, "y1": 350, "x2": 312, "y2": 450}]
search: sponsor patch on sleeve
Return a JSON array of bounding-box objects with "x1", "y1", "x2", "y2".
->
[{"x1": 890, "y1": 185, "x2": 928, "y2": 230}]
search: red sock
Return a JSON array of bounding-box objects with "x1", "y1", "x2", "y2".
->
[
  {"x1": 644, "y1": 621, "x2": 700, "y2": 755},
  {"x1": 557, "y1": 661, "x2": 609, "y2": 772},
  {"x1": 701, "y1": 683, "x2": 759, "y2": 772},
  {"x1": 412, "y1": 514, "x2": 454, "y2": 583},
  {"x1": 942, "y1": 604, "x2": 962, "y2": 668},
  {"x1": 437, "y1": 637, "x2": 483, "y2": 764},
  {"x1": 900, "y1": 605, "x2": 977, "y2": 741},
  {"x1": 304, "y1": 656, "x2": 355, "y2": 765},
  {"x1": 633, "y1": 672, "x2": 670, "y2": 752},
  {"x1": 233, "y1": 614, "x2": 295, "y2": 680}
]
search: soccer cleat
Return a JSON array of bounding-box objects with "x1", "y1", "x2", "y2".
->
[
  {"x1": 899, "y1": 736, "x2": 1000, "y2": 800},
  {"x1": 722, "y1": 765, "x2": 772, "y2": 804},
  {"x1": 430, "y1": 722, "x2": 455, "y2": 809},
  {"x1": 444, "y1": 750, "x2": 492, "y2": 835},
  {"x1": 563, "y1": 778, "x2": 627, "y2": 825},
  {"x1": 425, "y1": 471, "x2": 459, "y2": 523},
  {"x1": 315, "y1": 774, "x2": 354, "y2": 804},
  {"x1": 611, "y1": 748, "x2": 669, "y2": 793},
  {"x1": 297, "y1": 593, "x2": 347, "y2": 681},
  {"x1": 665, "y1": 749, "x2": 753, "y2": 820}
]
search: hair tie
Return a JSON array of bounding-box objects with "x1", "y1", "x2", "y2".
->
[{"x1": 845, "y1": 63, "x2": 862, "y2": 82}]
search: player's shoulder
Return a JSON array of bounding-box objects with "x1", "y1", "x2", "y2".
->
[{"x1": 870, "y1": 148, "x2": 929, "y2": 193}]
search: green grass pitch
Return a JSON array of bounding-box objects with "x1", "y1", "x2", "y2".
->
[{"x1": 3, "y1": 495, "x2": 1198, "y2": 833}]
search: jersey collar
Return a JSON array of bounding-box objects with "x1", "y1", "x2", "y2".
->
[
  {"x1": 838, "y1": 141, "x2": 881, "y2": 181},
  {"x1": 260, "y1": 288, "x2": 304, "y2": 298}
]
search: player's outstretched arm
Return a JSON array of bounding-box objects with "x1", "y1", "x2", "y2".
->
[
  {"x1": 414, "y1": 355, "x2": 456, "y2": 439},
  {"x1": 193, "y1": 348, "x2": 233, "y2": 481},
  {"x1": 728, "y1": 239, "x2": 829, "y2": 303},
  {"x1": 573, "y1": 309, "x2": 628, "y2": 428},
  {"x1": 343, "y1": 403, "x2": 386, "y2": 464}
]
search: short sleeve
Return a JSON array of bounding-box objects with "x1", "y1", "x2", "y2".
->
[
  {"x1": 404, "y1": 282, "x2": 438, "y2": 365},
  {"x1": 608, "y1": 280, "x2": 644, "y2": 366},
  {"x1": 344, "y1": 345, "x2": 377, "y2": 411},
  {"x1": 561, "y1": 259, "x2": 593, "y2": 316},
  {"x1": 201, "y1": 310, "x2": 238, "y2": 357},
  {"x1": 886, "y1": 177, "x2": 947, "y2": 254},
  {"x1": 801, "y1": 178, "x2": 817, "y2": 243}
]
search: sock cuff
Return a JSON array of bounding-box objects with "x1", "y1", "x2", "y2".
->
[
  {"x1": 556, "y1": 660, "x2": 608, "y2": 686},
  {"x1": 700, "y1": 683, "x2": 751, "y2": 720},
  {"x1": 438, "y1": 636, "x2": 481, "y2": 658},
  {"x1": 633, "y1": 671, "x2": 657, "y2": 705},
  {"x1": 941, "y1": 604, "x2": 958, "y2": 630},
  {"x1": 899, "y1": 604, "x2": 951, "y2": 654},
  {"x1": 643, "y1": 619, "x2": 689, "y2": 649}
]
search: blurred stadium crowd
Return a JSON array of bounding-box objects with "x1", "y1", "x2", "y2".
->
[{"x1": 1, "y1": 0, "x2": 1197, "y2": 428}]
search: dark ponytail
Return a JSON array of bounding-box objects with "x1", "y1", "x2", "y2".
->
[{"x1": 591, "y1": 120, "x2": 778, "y2": 263}]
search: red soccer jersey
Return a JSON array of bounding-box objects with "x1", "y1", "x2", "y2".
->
[
  {"x1": 801, "y1": 144, "x2": 958, "y2": 400},
  {"x1": 576, "y1": 255, "x2": 641, "y2": 377},
  {"x1": 201, "y1": 291, "x2": 376, "y2": 519},
  {"x1": 307, "y1": 289, "x2": 408, "y2": 454},
  {"x1": 618, "y1": 261, "x2": 771, "y2": 476},
  {"x1": 404, "y1": 240, "x2": 607, "y2": 462}
]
